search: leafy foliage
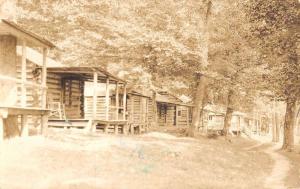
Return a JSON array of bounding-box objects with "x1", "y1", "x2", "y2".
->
[{"x1": 247, "y1": 0, "x2": 300, "y2": 100}]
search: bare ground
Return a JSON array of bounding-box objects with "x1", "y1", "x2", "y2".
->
[
  {"x1": 0, "y1": 129, "x2": 273, "y2": 189},
  {"x1": 281, "y1": 144, "x2": 300, "y2": 189}
]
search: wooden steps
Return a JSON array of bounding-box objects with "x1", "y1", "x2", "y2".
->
[
  {"x1": 48, "y1": 120, "x2": 89, "y2": 129},
  {"x1": 48, "y1": 119, "x2": 149, "y2": 135}
]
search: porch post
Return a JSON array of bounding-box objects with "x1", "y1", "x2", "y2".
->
[
  {"x1": 41, "y1": 48, "x2": 48, "y2": 109},
  {"x1": 41, "y1": 48, "x2": 48, "y2": 135},
  {"x1": 105, "y1": 78, "x2": 110, "y2": 121},
  {"x1": 21, "y1": 41, "x2": 27, "y2": 107},
  {"x1": 238, "y1": 116, "x2": 241, "y2": 135},
  {"x1": 186, "y1": 107, "x2": 189, "y2": 127},
  {"x1": 93, "y1": 72, "x2": 98, "y2": 119},
  {"x1": 123, "y1": 84, "x2": 127, "y2": 120},
  {"x1": 20, "y1": 115, "x2": 28, "y2": 137},
  {"x1": 0, "y1": 116, "x2": 3, "y2": 143},
  {"x1": 175, "y1": 105, "x2": 178, "y2": 127},
  {"x1": 145, "y1": 98, "x2": 149, "y2": 130},
  {"x1": 115, "y1": 82, "x2": 119, "y2": 120}
]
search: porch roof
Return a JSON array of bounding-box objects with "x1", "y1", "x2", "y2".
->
[
  {"x1": 0, "y1": 19, "x2": 55, "y2": 48},
  {"x1": 155, "y1": 90, "x2": 193, "y2": 107},
  {"x1": 47, "y1": 66, "x2": 126, "y2": 83}
]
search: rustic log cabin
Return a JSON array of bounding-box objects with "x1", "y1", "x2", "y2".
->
[
  {"x1": 0, "y1": 19, "x2": 55, "y2": 142},
  {"x1": 46, "y1": 66, "x2": 128, "y2": 134},
  {"x1": 152, "y1": 91, "x2": 192, "y2": 127}
]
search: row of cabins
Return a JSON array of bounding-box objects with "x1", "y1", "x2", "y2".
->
[
  {"x1": 0, "y1": 19, "x2": 193, "y2": 141},
  {"x1": 1, "y1": 18, "x2": 276, "y2": 141},
  {"x1": 202, "y1": 104, "x2": 273, "y2": 135}
]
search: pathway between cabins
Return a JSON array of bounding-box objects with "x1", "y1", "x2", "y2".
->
[{"x1": 246, "y1": 143, "x2": 290, "y2": 189}]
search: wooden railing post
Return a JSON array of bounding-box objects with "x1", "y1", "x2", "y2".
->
[
  {"x1": 115, "y1": 82, "x2": 119, "y2": 120},
  {"x1": 123, "y1": 84, "x2": 127, "y2": 120},
  {"x1": 21, "y1": 41, "x2": 27, "y2": 107},
  {"x1": 93, "y1": 72, "x2": 98, "y2": 120},
  {"x1": 175, "y1": 105, "x2": 178, "y2": 127},
  {"x1": 41, "y1": 48, "x2": 48, "y2": 135},
  {"x1": 105, "y1": 78, "x2": 110, "y2": 121},
  {"x1": 41, "y1": 48, "x2": 48, "y2": 109}
]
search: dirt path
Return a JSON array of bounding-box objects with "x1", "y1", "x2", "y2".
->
[
  {"x1": 246, "y1": 143, "x2": 290, "y2": 189},
  {"x1": 264, "y1": 144, "x2": 291, "y2": 189}
]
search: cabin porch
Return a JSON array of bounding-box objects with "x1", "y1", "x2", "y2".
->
[
  {"x1": 46, "y1": 67, "x2": 128, "y2": 134},
  {"x1": 0, "y1": 19, "x2": 55, "y2": 142}
]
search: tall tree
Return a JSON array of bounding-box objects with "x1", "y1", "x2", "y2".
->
[
  {"x1": 247, "y1": 0, "x2": 299, "y2": 150},
  {"x1": 206, "y1": 0, "x2": 262, "y2": 136},
  {"x1": 187, "y1": 0, "x2": 212, "y2": 137}
]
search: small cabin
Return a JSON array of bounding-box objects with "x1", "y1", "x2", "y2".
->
[
  {"x1": 126, "y1": 90, "x2": 151, "y2": 133},
  {"x1": 152, "y1": 91, "x2": 192, "y2": 127},
  {"x1": 203, "y1": 104, "x2": 247, "y2": 134},
  {"x1": 0, "y1": 19, "x2": 55, "y2": 142},
  {"x1": 46, "y1": 66, "x2": 128, "y2": 134}
]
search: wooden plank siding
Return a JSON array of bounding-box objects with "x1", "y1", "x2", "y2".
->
[
  {"x1": 177, "y1": 106, "x2": 189, "y2": 127},
  {"x1": 85, "y1": 96, "x2": 108, "y2": 120},
  {"x1": 85, "y1": 96, "x2": 121, "y2": 120},
  {"x1": 127, "y1": 95, "x2": 148, "y2": 125},
  {"x1": 16, "y1": 57, "x2": 42, "y2": 129},
  {"x1": 156, "y1": 103, "x2": 190, "y2": 127},
  {"x1": 47, "y1": 73, "x2": 84, "y2": 119},
  {"x1": 147, "y1": 99, "x2": 155, "y2": 124},
  {"x1": 16, "y1": 58, "x2": 41, "y2": 108}
]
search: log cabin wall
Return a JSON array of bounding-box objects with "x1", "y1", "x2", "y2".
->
[
  {"x1": 62, "y1": 79, "x2": 83, "y2": 119},
  {"x1": 157, "y1": 103, "x2": 191, "y2": 127},
  {"x1": 47, "y1": 74, "x2": 84, "y2": 119},
  {"x1": 16, "y1": 59, "x2": 42, "y2": 129},
  {"x1": 147, "y1": 98, "x2": 155, "y2": 124},
  {"x1": 16, "y1": 59, "x2": 41, "y2": 108},
  {"x1": 166, "y1": 105, "x2": 175, "y2": 127},
  {"x1": 0, "y1": 35, "x2": 18, "y2": 106},
  {"x1": 176, "y1": 106, "x2": 189, "y2": 127},
  {"x1": 127, "y1": 94, "x2": 148, "y2": 125},
  {"x1": 157, "y1": 103, "x2": 167, "y2": 127}
]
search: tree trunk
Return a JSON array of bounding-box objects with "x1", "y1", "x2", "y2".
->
[
  {"x1": 272, "y1": 99, "x2": 280, "y2": 142},
  {"x1": 282, "y1": 97, "x2": 297, "y2": 151},
  {"x1": 223, "y1": 89, "x2": 234, "y2": 136},
  {"x1": 187, "y1": 74, "x2": 206, "y2": 137},
  {"x1": 275, "y1": 103, "x2": 280, "y2": 142}
]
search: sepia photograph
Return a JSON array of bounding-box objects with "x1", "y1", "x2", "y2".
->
[{"x1": 0, "y1": 0, "x2": 299, "y2": 188}]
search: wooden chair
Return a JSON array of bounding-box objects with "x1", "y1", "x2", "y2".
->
[{"x1": 48, "y1": 102, "x2": 66, "y2": 120}]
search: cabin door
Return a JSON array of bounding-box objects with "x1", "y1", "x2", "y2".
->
[{"x1": 62, "y1": 79, "x2": 84, "y2": 119}]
